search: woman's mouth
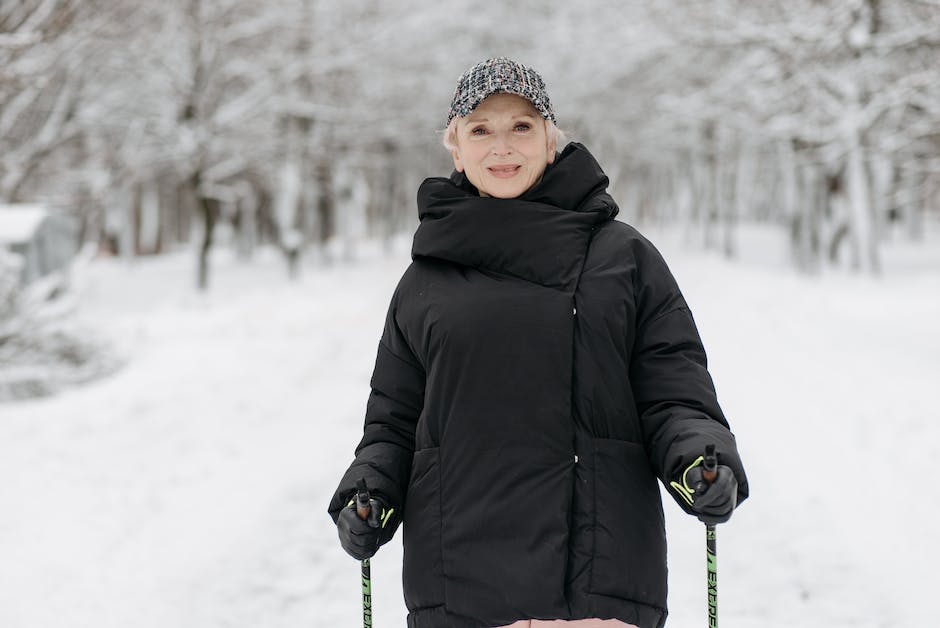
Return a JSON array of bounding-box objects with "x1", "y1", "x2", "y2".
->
[{"x1": 487, "y1": 165, "x2": 521, "y2": 179}]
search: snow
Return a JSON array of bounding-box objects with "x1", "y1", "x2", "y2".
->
[
  {"x1": 0, "y1": 204, "x2": 48, "y2": 244},
  {"x1": 1, "y1": 228, "x2": 938, "y2": 628}
]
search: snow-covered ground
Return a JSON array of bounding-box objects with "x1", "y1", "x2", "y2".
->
[{"x1": 1, "y1": 225, "x2": 937, "y2": 628}]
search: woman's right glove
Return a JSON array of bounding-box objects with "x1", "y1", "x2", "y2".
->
[{"x1": 336, "y1": 494, "x2": 397, "y2": 560}]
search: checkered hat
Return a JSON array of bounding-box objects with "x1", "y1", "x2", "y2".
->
[{"x1": 445, "y1": 57, "x2": 555, "y2": 127}]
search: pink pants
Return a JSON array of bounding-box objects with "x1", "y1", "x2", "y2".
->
[{"x1": 497, "y1": 621, "x2": 637, "y2": 627}]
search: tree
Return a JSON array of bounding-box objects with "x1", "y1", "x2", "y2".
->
[
  {"x1": 0, "y1": 1, "x2": 84, "y2": 201},
  {"x1": 644, "y1": 0, "x2": 940, "y2": 273}
]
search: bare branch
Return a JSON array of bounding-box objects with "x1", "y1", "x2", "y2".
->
[{"x1": 0, "y1": 32, "x2": 42, "y2": 48}]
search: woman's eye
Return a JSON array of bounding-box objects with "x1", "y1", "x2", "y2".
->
[
  {"x1": 514, "y1": 123, "x2": 532, "y2": 132},
  {"x1": 470, "y1": 127, "x2": 488, "y2": 136}
]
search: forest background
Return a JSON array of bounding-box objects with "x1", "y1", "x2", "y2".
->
[{"x1": 3, "y1": 0, "x2": 939, "y2": 287}]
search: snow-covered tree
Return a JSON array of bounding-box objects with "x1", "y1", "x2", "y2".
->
[
  {"x1": 643, "y1": 0, "x2": 940, "y2": 272},
  {"x1": 0, "y1": 0, "x2": 84, "y2": 202},
  {"x1": 5, "y1": 0, "x2": 938, "y2": 281}
]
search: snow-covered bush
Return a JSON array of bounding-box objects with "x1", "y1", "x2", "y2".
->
[{"x1": 0, "y1": 247, "x2": 122, "y2": 401}]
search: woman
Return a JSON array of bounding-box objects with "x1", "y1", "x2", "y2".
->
[{"x1": 329, "y1": 57, "x2": 748, "y2": 628}]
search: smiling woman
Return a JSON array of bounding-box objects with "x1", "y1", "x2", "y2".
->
[
  {"x1": 447, "y1": 93, "x2": 556, "y2": 198},
  {"x1": 329, "y1": 57, "x2": 749, "y2": 628}
]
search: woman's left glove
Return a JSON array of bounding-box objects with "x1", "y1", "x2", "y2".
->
[
  {"x1": 336, "y1": 494, "x2": 397, "y2": 560},
  {"x1": 670, "y1": 458, "x2": 739, "y2": 525}
]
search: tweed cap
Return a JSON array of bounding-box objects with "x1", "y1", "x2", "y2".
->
[{"x1": 446, "y1": 57, "x2": 555, "y2": 127}]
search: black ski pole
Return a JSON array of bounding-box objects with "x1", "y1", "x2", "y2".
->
[
  {"x1": 356, "y1": 478, "x2": 373, "y2": 628},
  {"x1": 701, "y1": 445, "x2": 719, "y2": 628}
]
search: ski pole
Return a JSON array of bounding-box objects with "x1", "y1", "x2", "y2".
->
[
  {"x1": 356, "y1": 478, "x2": 373, "y2": 628},
  {"x1": 701, "y1": 445, "x2": 719, "y2": 628}
]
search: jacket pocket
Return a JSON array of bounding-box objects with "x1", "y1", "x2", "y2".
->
[
  {"x1": 590, "y1": 438, "x2": 667, "y2": 606},
  {"x1": 402, "y1": 447, "x2": 443, "y2": 611}
]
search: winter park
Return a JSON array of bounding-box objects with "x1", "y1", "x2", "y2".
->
[{"x1": 2, "y1": 2, "x2": 939, "y2": 628}]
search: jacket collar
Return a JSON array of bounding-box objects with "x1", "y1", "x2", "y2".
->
[{"x1": 412, "y1": 143, "x2": 618, "y2": 291}]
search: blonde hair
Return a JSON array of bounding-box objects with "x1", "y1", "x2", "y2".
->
[{"x1": 442, "y1": 117, "x2": 565, "y2": 154}]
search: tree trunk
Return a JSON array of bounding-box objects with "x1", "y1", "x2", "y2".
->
[
  {"x1": 900, "y1": 165, "x2": 924, "y2": 242},
  {"x1": 196, "y1": 193, "x2": 216, "y2": 291},
  {"x1": 119, "y1": 183, "x2": 135, "y2": 262},
  {"x1": 869, "y1": 153, "x2": 893, "y2": 243},
  {"x1": 845, "y1": 134, "x2": 880, "y2": 274},
  {"x1": 131, "y1": 181, "x2": 143, "y2": 256},
  {"x1": 801, "y1": 165, "x2": 823, "y2": 273},
  {"x1": 734, "y1": 140, "x2": 757, "y2": 223},
  {"x1": 720, "y1": 140, "x2": 738, "y2": 259},
  {"x1": 234, "y1": 181, "x2": 257, "y2": 261},
  {"x1": 702, "y1": 123, "x2": 719, "y2": 251},
  {"x1": 671, "y1": 158, "x2": 691, "y2": 226},
  {"x1": 176, "y1": 180, "x2": 193, "y2": 245},
  {"x1": 274, "y1": 115, "x2": 309, "y2": 277},
  {"x1": 380, "y1": 141, "x2": 400, "y2": 253},
  {"x1": 158, "y1": 175, "x2": 175, "y2": 254},
  {"x1": 138, "y1": 179, "x2": 161, "y2": 255},
  {"x1": 780, "y1": 139, "x2": 807, "y2": 270}
]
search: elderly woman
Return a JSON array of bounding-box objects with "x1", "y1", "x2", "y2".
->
[{"x1": 329, "y1": 58, "x2": 749, "y2": 628}]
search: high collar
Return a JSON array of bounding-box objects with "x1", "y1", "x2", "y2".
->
[{"x1": 412, "y1": 143, "x2": 618, "y2": 291}]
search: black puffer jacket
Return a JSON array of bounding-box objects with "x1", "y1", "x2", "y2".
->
[{"x1": 329, "y1": 143, "x2": 748, "y2": 628}]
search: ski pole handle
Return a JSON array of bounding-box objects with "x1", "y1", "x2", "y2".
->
[
  {"x1": 356, "y1": 478, "x2": 372, "y2": 520},
  {"x1": 702, "y1": 444, "x2": 718, "y2": 485}
]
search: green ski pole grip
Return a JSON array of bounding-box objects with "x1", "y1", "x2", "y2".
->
[
  {"x1": 356, "y1": 478, "x2": 373, "y2": 628},
  {"x1": 703, "y1": 445, "x2": 718, "y2": 628},
  {"x1": 706, "y1": 524, "x2": 717, "y2": 628},
  {"x1": 361, "y1": 557, "x2": 372, "y2": 628}
]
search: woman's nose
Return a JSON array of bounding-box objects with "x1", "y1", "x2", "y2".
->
[{"x1": 491, "y1": 133, "x2": 513, "y2": 155}]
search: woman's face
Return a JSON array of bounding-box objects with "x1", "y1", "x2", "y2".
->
[{"x1": 451, "y1": 93, "x2": 556, "y2": 199}]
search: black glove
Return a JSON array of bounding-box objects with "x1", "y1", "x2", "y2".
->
[
  {"x1": 671, "y1": 458, "x2": 739, "y2": 525},
  {"x1": 687, "y1": 464, "x2": 738, "y2": 524},
  {"x1": 336, "y1": 494, "x2": 396, "y2": 560}
]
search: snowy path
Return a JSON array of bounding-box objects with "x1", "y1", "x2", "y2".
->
[{"x1": 1, "y1": 233, "x2": 937, "y2": 628}]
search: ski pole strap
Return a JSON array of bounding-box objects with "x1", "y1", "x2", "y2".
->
[
  {"x1": 670, "y1": 445, "x2": 721, "y2": 507},
  {"x1": 669, "y1": 455, "x2": 705, "y2": 507}
]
